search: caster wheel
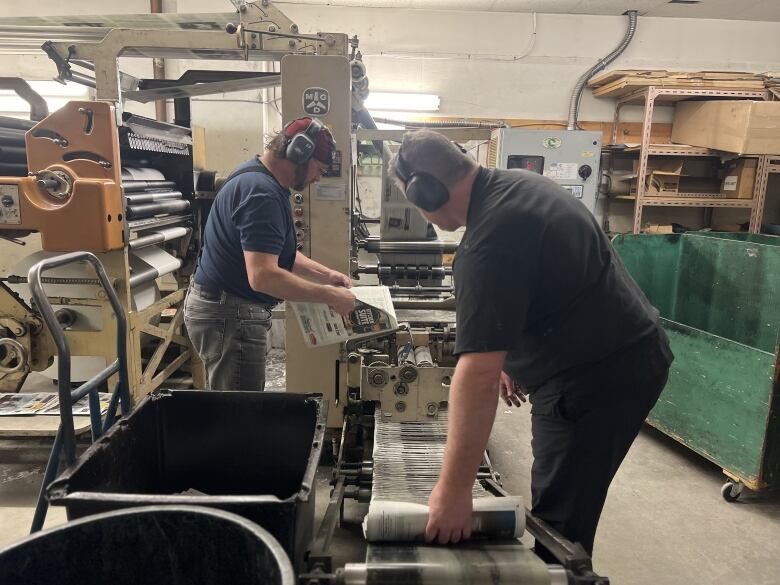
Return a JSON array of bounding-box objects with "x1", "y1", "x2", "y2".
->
[{"x1": 721, "y1": 480, "x2": 743, "y2": 502}]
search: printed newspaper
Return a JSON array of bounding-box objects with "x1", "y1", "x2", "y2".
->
[
  {"x1": 290, "y1": 285, "x2": 398, "y2": 348},
  {"x1": 363, "y1": 496, "x2": 525, "y2": 542},
  {"x1": 0, "y1": 392, "x2": 111, "y2": 416}
]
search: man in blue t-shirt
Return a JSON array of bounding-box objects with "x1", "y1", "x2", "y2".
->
[{"x1": 184, "y1": 117, "x2": 355, "y2": 391}]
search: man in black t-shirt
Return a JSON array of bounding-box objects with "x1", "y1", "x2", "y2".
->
[
  {"x1": 388, "y1": 130, "x2": 672, "y2": 561},
  {"x1": 185, "y1": 118, "x2": 355, "y2": 391}
]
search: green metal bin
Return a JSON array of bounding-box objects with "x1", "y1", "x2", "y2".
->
[{"x1": 613, "y1": 232, "x2": 780, "y2": 499}]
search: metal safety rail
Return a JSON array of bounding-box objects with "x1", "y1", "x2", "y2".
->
[{"x1": 28, "y1": 251, "x2": 131, "y2": 533}]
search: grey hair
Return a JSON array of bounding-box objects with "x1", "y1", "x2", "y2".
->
[{"x1": 387, "y1": 130, "x2": 477, "y2": 192}]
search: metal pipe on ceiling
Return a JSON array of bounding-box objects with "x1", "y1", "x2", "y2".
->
[{"x1": 150, "y1": 0, "x2": 168, "y2": 122}]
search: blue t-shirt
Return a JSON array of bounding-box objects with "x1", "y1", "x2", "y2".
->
[{"x1": 195, "y1": 157, "x2": 296, "y2": 304}]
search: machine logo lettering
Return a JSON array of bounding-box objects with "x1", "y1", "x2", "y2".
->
[{"x1": 303, "y1": 87, "x2": 330, "y2": 115}]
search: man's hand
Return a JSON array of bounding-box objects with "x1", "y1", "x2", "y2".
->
[
  {"x1": 328, "y1": 270, "x2": 352, "y2": 288},
  {"x1": 425, "y1": 481, "x2": 473, "y2": 544},
  {"x1": 327, "y1": 286, "x2": 356, "y2": 316},
  {"x1": 499, "y1": 371, "x2": 527, "y2": 408}
]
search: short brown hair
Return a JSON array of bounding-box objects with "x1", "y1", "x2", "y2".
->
[{"x1": 388, "y1": 130, "x2": 477, "y2": 191}]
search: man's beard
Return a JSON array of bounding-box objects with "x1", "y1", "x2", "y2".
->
[{"x1": 293, "y1": 164, "x2": 308, "y2": 191}]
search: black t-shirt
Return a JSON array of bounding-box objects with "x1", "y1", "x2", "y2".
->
[
  {"x1": 454, "y1": 167, "x2": 668, "y2": 388},
  {"x1": 195, "y1": 157, "x2": 296, "y2": 304}
]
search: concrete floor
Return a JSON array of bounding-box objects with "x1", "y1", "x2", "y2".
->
[{"x1": 1, "y1": 352, "x2": 779, "y2": 583}]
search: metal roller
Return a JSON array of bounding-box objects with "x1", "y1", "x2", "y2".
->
[
  {"x1": 357, "y1": 264, "x2": 452, "y2": 280},
  {"x1": 397, "y1": 342, "x2": 417, "y2": 366},
  {"x1": 124, "y1": 190, "x2": 183, "y2": 204},
  {"x1": 0, "y1": 128, "x2": 26, "y2": 146},
  {"x1": 125, "y1": 199, "x2": 190, "y2": 220},
  {"x1": 389, "y1": 285, "x2": 454, "y2": 294},
  {"x1": 127, "y1": 214, "x2": 191, "y2": 232},
  {"x1": 0, "y1": 163, "x2": 28, "y2": 176},
  {"x1": 129, "y1": 226, "x2": 190, "y2": 250},
  {"x1": 0, "y1": 145, "x2": 27, "y2": 164},
  {"x1": 122, "y1": 180, "x2": 177, "y2": 193},
  {"x1": 0, "y1": 115, "x2": 35, "y2": 131},
  {"x1": 338, "y1": 545, "x2": 564, "y2": 585},
  {"x1": 361, "y1": 238, "x2": 458, "y2": 255},
  {"x1": 413, "y1": 345, "x2": 433, "y2": 367}
]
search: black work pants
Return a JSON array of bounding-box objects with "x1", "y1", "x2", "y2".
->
[{"x1": 528, "y1": 330, "x2": 672, "y2": 562}]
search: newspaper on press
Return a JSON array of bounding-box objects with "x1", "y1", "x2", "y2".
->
[
  {"x1": 290, "y1": 285, "x2": 398, "y2": 348},
  {"x1": 0, "y1": 392, "x2": 111, "y2": 416}
]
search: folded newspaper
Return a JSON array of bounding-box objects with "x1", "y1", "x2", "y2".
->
[
  {"x1": 363, "y1": 497, "x2": 525, "y2": 543},
  {"x1": 290, "y1": 285, "x2": 398, "y2": 348},
  {"x1": 0, "y1": 392, "x2": 111, "y2": 416}
]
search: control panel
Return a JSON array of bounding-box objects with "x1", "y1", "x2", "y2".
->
[
  {"x1": 292, "y1": 192, "x2": 307, "y2": 252},
  {"x1": 0, "y1": 184, "x2": 22, "y2": 224},
  {"x1": 491, "y1": 129, "x2": 602, "y2": 215}
]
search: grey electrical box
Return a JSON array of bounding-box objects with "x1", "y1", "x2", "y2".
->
[{"x1": 491, "y1": 129, "x2": 602, "y2": 214}]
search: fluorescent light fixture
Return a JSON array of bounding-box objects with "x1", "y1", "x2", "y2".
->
[
  {"x1": 364, "y1": 92, "x2": 440, "y2": 112},
  {"x1": 0, "y1": 81, "x2": 89, "y2": 116}
]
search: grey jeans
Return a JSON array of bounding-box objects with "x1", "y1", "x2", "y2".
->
[{"x1": 184, "y1": 281, "x2": 274, "y2": 391}]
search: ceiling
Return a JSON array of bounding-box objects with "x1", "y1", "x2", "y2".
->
[{"x1": 275, "y1": 0, "x2": 780, "y2": 21}]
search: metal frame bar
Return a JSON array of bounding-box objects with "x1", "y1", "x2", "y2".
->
[
  {"x1": 482, "y1": 477, "x2": 608, "y2": 584},
  {"x1": 43, "y1": 1, "x2": 347, "y2": 107},
  {"x1": 750, "y1": 155, "x2": 770, "y2": 232},
  {"x1": 27, "y1": 251, "x2": 131, "y2": 533},
  {"x1": 356, "y1": 128, "x2": 493, "y2": 142},
  {"x1": 610, "y1": 86, "x2": 772, "y2": 234}
]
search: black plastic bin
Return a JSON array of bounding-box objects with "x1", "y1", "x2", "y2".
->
[
  {"x1": 46, "y1": 390, "x2": 326, "y2": 570},
  {"x1": 0, "y1": 505, "x2": 295, "y2": 585}
]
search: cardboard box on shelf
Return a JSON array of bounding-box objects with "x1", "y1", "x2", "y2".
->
[
  {"x1": 627, "y1": 160, "x2": 683, "y2": 196},
  {"x1": 720, "y1": 158, "x2": 757, "y2": 199},
  {"x1": 644, "y1": 224, "x2": 675, "y2": 234},
  {"x1": 672, "y1": 101, "x2": 780, "y2": 155}
]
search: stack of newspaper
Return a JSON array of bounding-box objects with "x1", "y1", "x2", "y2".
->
[
  {"x1": 362, "y1": 410, "x2": 526, "y2": 543},
  {"x1": 0, "y1": 392, "x2": 111, "y2": 416}
]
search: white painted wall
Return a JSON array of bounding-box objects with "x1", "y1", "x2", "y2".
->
[{"x1": 2, "y1": 1, "x2": 780, "y2": 229}]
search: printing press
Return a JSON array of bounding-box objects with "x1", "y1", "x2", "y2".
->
[{"x1": 0, "y1": 3, "x2": 608, "y2": 583}]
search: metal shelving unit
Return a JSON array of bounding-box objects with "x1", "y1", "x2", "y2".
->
[{"x1": 609, "y1": 86, "x2": 772, "y2": 233}]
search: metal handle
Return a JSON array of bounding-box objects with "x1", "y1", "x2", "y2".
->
[{"x1": 28, "y1": 251, "x2": 130, "y2": 465}]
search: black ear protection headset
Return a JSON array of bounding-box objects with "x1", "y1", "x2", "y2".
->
[
  {"x1": 394, "y1": 141, "x2": 468, "y2": 212},
  {"x1": 284, "y1": 117, "x2": 327, "y2": 165}
]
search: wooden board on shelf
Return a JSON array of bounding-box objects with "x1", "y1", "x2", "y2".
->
[
  {"x1": 594, "y1": 80, "x2": 765, "y2": 99},
  {"x1": 589, "y1": 69, "x2": 761, "y2": 86},
  {"x1": 589, "y1": 69, "x2": 765, "y2": 98},
  {"x1": 374, "y1": 116, "x2": 673, "y2": 146},
  {"x1": 502, "y1": 120, "x2": 673, "y2": 146},
  {"x1": 617, "y1": 144, "x2": 723, "y2": 157}
]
